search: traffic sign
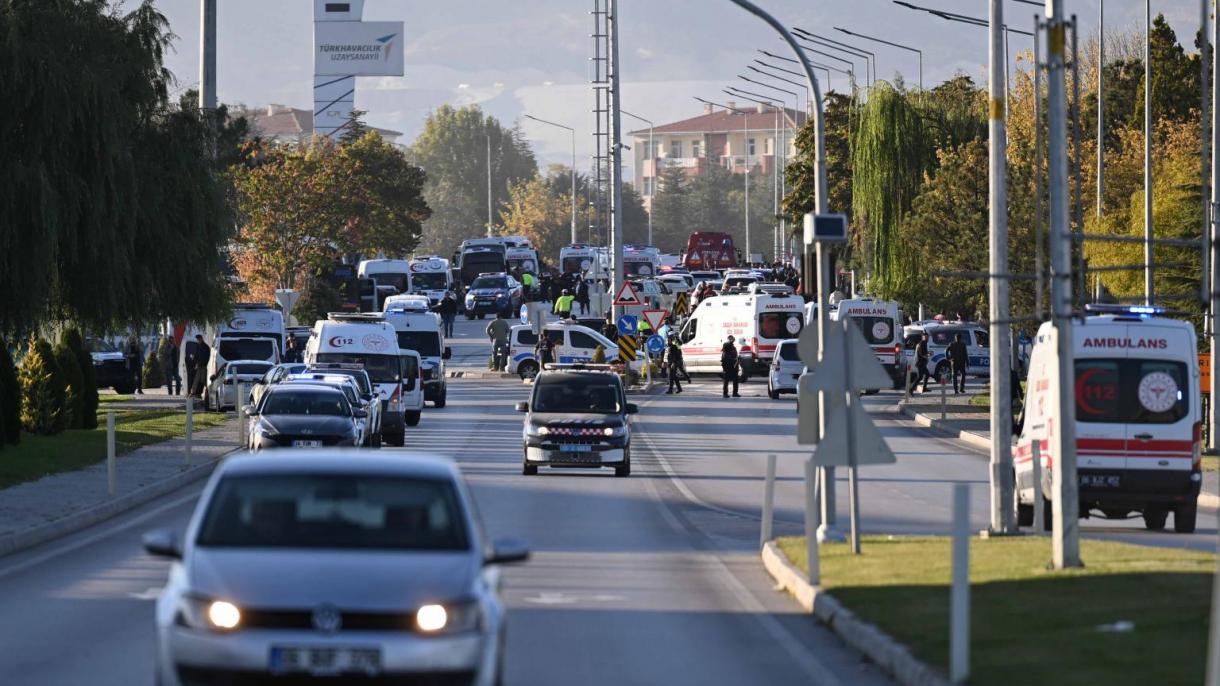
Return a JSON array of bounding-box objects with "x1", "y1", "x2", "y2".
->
[
  {"x1": 616, "y1": 315, "x2": 639, "y2": 336},
  {"x1": 519, "y1": 304, "x2": 529, "y2": 325},
  {"x1": 802, "y1": 319, "x2": 891, "y2": 392},
  {"x1": 646, "y1": 334, "x2": 665, "y2": 355},
  {"x1": 613, "y1": 281, "x2": 642, "y2": 306},
  {"x1": 812, "y1": 401, "x2": 896, "y2": 466},
  {"x1": 674, "y1": 291, "x2": 690, "y2": 316},
  {"x1": 617, "y1": 335, "x2": 637, "y2": 363},
  {"x1": 642, "y1": 309, "x2": 668, "y2": 332}
]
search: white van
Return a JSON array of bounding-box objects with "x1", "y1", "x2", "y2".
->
[
  {"x1": 1015, "y1": 307, "x2": 1202, "y2": 533},
  {"x1": 383, "y1": 300, "x2": 451, "y2": 408},
  {"x1": 623, "y1": 245, "x2": 661, "y2": 278},
  {"x1": 358, "y1": 258, "x2": 411, "y2": 310},
  {"x1": 206, "y1": 304, "x2": 285, "y2": 389},
  {"x1": 304, "y1": 313, "x2": 405, "y2": 446},
  {"x1": 397, "y1": 349, "x2": 425, "y2": 427},
  {"x1": 678, "y1": 292, "x2": 805, "y2": 378},
  {"x1": 507, "y1": 322, "x2": 638, "y2": 379},
  {"x1": 903, "y1": 322, "x2": 991, "y2": 381},
  {"x1": 505, "y1": 245, "x2": 540, "y2": 275},
  {"x1": 831, "y1": 298, "x2": 906, "y2": 390},
  {"x1": 406, "y1": 255, "x2": 452, "y2": 306}
]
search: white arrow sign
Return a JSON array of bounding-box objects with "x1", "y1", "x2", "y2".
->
[
  {"x1": 811, "y1": 400, "x2": 897, "y2": 467},
  {"x1": 804, "y1": 318, "x2": 892, "y2": 392}
]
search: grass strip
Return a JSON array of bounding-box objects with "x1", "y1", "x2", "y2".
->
[
  {"x1": 0, "y1": 408, "x2": 229, "y2": 489},
  {"x1": 776, "y1": 535, "x2": 1213, "y2": 685}
]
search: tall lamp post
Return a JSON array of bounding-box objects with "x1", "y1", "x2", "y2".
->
[
  {"x1": 522, "y1": 114, "x2": 578, "y2": 245},
  {"x1": 695, "y1": 97, "x2": 752, "y2": 259},
  {"x1": 729, "y1": 85, "x2": 792, "y2": 261},
  {"x1": 833, "y1": 27, "x2": 923, "y2": 90},
  {"x1": 620, "y1": 109, "x2": 655, "y2": 246},
  {"x1": 795, "y1": 29, "x2": 876, "y2": 86}
]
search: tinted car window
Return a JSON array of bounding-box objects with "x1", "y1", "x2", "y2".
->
[
  {"x1": 197, "y1": 474, "x2": 469, "y2": 551},
  {"x1": 532, "y1": 375, "x2": 622, "y2": 413},
  {"x1": 262, "y1": 390, "x2": 351, "y2": 416},
  {"x1": 470, "y1": 277, "x2": 507, "y2": 290},
  {"x1": 847, "y1": 316, "x2": 895, "y2": 345},
  {"x1": 86, "y1": 338, "x2": 119, "y2": 353},
  {"x1": 778, "y1": 342, "x2": 801, "y2": 361},
  {"x1": 230, "y1": 363, "x2": 273, "y2": 375},
  {"x1": 400, "y1": 356, "x2": 418, "y2": 391},
  {"x1": 219, "y1": 339, "x2": 275, "y2": 361},
  {"x1": 758, "y1": 313, "x2": 803, "y2": 340},
  {"x1": 570, "y1": 331, "x2": 600, "y2": 350},
  {"x1": 397, "y1": 331, "x2": 441, "y2": 357},
  {"x1": 975, "y1": 330, "x2": 990, "y2": 347},
  {"x1": 1076, "y1": 359, "x2": 1189, "y2": 424},
  {"x1": 517, "y1": 329, "x2": 538, "y2": 346}
]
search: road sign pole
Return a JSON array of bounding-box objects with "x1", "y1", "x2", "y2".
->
[
  {"x1": 804, "y1": 457, "x2": 821, "y2": 585},
  {"x1": 950, "y1": 483, "x2": 971, "y2": 683},
  {"x1": 761, "y1": 453, "x2": 777, "y2": 548},
  {"x1": 844, "y1": 318, "x2": 861, "y2": 554},
  {"x1": 815, "y1": 243, "x2": 843, "y2": 542}
]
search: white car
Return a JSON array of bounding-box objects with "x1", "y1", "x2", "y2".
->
[
  {"x1": 206, "y1": 360, "x2": 274, "y2": 412},
  {"x1": 767, "y1": 340, "x2": 803, "y2": 399},
  {"x1": 281, "y1": 374, "x2": 380, "y2": 447},
  {"x1": 398, "y1": 349, "x2": 426, "y2": 427}
]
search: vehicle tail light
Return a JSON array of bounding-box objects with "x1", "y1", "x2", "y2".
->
[
  {"x1": 894, "y1": 343, "x2": 902, "y2": 357},
  {"x1": 1193, "y1": 421, "x2": 1203, "y2": 469}
]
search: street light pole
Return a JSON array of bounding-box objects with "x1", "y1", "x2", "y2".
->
[
  {"x1": 1097, "y1": 0, "x2": 1105, "y2": 218},
  {"x1": 200, "y1": 0, "x2": 216, "y2": 112},
  {"x1": 620, "y1": 110, "x2": 654, "y2": 246},
  {"x1": 608, "y1": 0, "x2": 625, "y2": 320},
  {"x1": 1144, "y1": 0, "x2": 1154, "y2": 305},
  {"x1": 833, "y1": 27, "x2": 923, "y2": 90},
  {"x1": 1210, "y1": 0, "x2": 1220, "y2": 457},
  {"x1": 523, "y1": 115, "x2": 578, "y2": 245},
  {"x1": 729, "y1": 87, "x2": 785, "y2": 261}
]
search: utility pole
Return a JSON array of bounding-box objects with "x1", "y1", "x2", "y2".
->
[
  {"x1": 608, "y1": 0, "x2": 625, "y2": 320},
  {"x1": 1210, "y1": 0, "x2": 1219, "y2": 453},
  {"x1": 1046, "y1": 0, "x2": 1082, "y2": 570},
  {"x1": 988, "y1": 0, "x2": 1015, "y2": 535},
  {"x1": 1097, "y1": 0, "x2": 1105, "y2": 218},
  {"x1": 1034, "y1": 16, "x2": 1044, "y2": 320},
  {"x1": 1144, "y1": 0, "x2": 1154, "y2": 305},
  {"x1": 486, "y1": 134, "x2": 494, "y2": 237},
  {"x1": 200, "y1": 0, "x2": 216, "y2": 112}
]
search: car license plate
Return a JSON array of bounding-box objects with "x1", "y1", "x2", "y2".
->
[
  {"x1": 292, "y1": 440, "x2": 322, "y2": 448},
  {"x1": 270, "y1": 646, "x2": 382, "y2": 676},
  {"x1": 559, "y1": 444, "x2": 593, "y2": 453},
  {"x1": 1081, "y1": 474, "x2": 1121, "y2": 488}
]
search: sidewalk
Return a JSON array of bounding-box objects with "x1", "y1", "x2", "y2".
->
[
  {"x1": 897, "y1": 381, "x2": 1220, "y2": 506},
  {"x1": 0, "y1": 415, "x2": 240, "y2": 556}
]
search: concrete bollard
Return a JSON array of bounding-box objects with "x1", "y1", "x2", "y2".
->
[
  {"x1": 237, "y1": 382, "x2": 248, "y2": 448},
  {"x1": 760, "y1": 454, "x2": 777, "y2": 549},
  {"x1": 184, "y1": 395, "x2": 193, "y2": 467},
  {"x1": 950, "y1": 483, "x2": 970, "y2": 683},
  {"x1": 106, "y1": 410, "x2": 116, "y2": 497},
  {"x1": 804, "y1": 457, "x2": 821, "y2": 586},
  {"x1": 1031, "y1": 441, "x2": 1043, "y2": 534},
  {"x1": 940, "y1": 379, "x2": 948, "y2": 421}
]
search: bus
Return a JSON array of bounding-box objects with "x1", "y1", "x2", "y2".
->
[{"x1": 683, "y1": 232, "x2": 737, "y2": 270}]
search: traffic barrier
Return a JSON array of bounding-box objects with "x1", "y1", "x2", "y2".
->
[
  {"x1": 674, "y1": 291, "x2": 690, "y2": 316},
  {"x1": 617, "y1": 335, "x2": 637, "y2": 364}
]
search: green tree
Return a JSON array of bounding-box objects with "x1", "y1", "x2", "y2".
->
[
  {"x1": 651, "y1": 168, "x2": 693, "y2": 252},
  {"x1": 621, "y1": 183, "x2": 650, "y2": 247},
  {"x1": 20, "y1": 339, "x2": 65, "y2": 435},
  {"x1": 142, "y1": 351, "x2": 164, "y2": 389},
  {"x1": 59, "y1": 328, "x2": 97, "y2": 430},
  {"x1": 1130, "y1": 16, "x2": 1201, "y2": 128},
  {"x1": 52, "y1": 341, "x2": 84, "y2": 430},
  {"x1": 410, "y1": 105, "x2": 538, "y2": 255},
  {"x1": 0, "y1": 339, "x2": 19, "y2": 444},
  {"x1": 500, "y1": 175, "x2": 574, "y2": 266}
]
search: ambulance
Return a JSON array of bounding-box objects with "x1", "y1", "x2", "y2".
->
[
  {"x1": 383, "y1": 296, "x2": 451, "y2": 408},
  {"x1": 1014, "y1": 305, "x2": 1202, "y2": 533},
  {"x1": 623, "y1": 245, "x2": 661, "y2": 278},
  {"x1": 677, "y1": 291, "x2": 805, "y2": 378},
  {"x1": 505, "y1": 245, "x2": 540, "y2": 275},
  {"x1": 406, "y1": 255, "x2": 452, "y2": 306},
  {"x1": 304, "y1": 313, "x2": 406, "y2": 446},
  {"x1": 830, "y1": 297, "x2": 906, "y2": 390},
  {"x1": 205, "y1": 304, "x2": 285, "y2": 388}
]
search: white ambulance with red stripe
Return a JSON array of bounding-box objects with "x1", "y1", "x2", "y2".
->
[
  {"x1": 829, "y1": 297, "x2": 906, "y2": 390},
  {"x1": 676, "y1": 292, "x2": 805, "y2": 378},
  {"x1": 1015, "y1": 306, "x2": 1201, "y2": 533}
]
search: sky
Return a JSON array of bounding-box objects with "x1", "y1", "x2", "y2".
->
[{"x1": 149, "y1": 0, "x2": 1201, "y2": 176}]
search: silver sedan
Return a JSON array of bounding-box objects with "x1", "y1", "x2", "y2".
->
[{"x1": 144, "y1": 451, "x2": 528, "y2": 685}]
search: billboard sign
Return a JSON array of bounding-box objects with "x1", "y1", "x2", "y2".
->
[{"x1": 314, "y1": 21, "x2": 404, "y2": 76}]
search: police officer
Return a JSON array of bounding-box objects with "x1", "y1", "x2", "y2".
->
[
  {"x1": 909, "y1": 332, "x2": 932, "y2": 394},
  {"x1": 437, "y1": 291, "x2": 458, "y2": 338},
  {"x1": 947, "y1": 333, "x2": 969, "y2": 394},
  {"x1": 553, "y1": 289, "x2": 575, "y2": 317},
  {"x1": 665, "y1": 336, "x2": 684, "y2": 394},
  {"x1": 190, "y1": 334, "x2": 210, "y2": 398},
  {"x1": 125, "y1": 334, "x2": 144, "y2": 395},
  {"x1": 721, "y1": 335, "x2": 740, "y2": 398},
  {"x1": 486, "y1": 312, "x2": 511, "y2": 372}
]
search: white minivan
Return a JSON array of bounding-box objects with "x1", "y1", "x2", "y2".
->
[
  {"x1": 831, "y1": 297, "x2": 906, "y2": 391},
  {"x1": 397, "y1": 349, "x2": 426, "y2": 427},
  {"x1": 1015, "y1": 306, "x2": 1202, "y2": 533},
  {"x1": 767, "y1": 339, "x2": 803, "y2": 399},
  {"x1": 384, "y1": 299, "x2": 451, "y2": 408},
  {"x1": 305, "y1": 313, "x2": 405, "y2": 446},
  {"x1": 205, "y1": 304, "x2": 285, "y2": 388}
]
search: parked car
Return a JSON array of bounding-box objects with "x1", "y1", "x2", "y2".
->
[
  {"x1": 206, "y1": 360, "x2": 274, "y2": 412},
  {"x1": 244, "y1": 384, "x2": 364, "y2": 450}
]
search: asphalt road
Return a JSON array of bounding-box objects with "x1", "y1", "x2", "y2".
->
[{"x1": 1, "y1": 315, "x2": 1212, "y2": 685}]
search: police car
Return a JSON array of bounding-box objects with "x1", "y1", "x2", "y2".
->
[
  {"x1": 516, "y1": 365, "x2": 638, "y2": 477},
  {"x1": 464, "y1": 273, "x2": 523, "y2": 319},
  {"x1": 507, "y1": 322, "x2": 640, "y2": 379},
  {"x1": 903, "y1": 322, "x2": 990, "y2": 382},
  {"x1": 1015, "y1": 305, "x2": 1202, "y2": 533}
]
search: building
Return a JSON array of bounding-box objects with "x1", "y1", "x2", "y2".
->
[
  {"x1": 629, "y1": 102, "x2": 805, "y2": 212},
  {"x1": 241, "y1": 104, "x2": 404, "y2": 148}
]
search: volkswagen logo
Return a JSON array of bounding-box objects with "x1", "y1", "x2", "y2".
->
[{"x1": 311, "y1": 604, "x2": 342, "y2": 634}]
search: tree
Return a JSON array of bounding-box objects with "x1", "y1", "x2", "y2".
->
[
  {"x1": 501, "y1": 176, "x2": 570, "y2": 265},
  {"x1": 19, "y1": 339, "x2": 65, "y2": 436},
  {"x1": 621, "y1": 183, "x2": 650, "y2": 247},
  {"x1": 1130, "y1": 16, "x2": 1201, "y2": 129},
  {"x1": 52, "y1": 341, "x2": 84, "y2": 430},
  {"x1": 410, "y1": 105, "x2": 538, "y2": 255},
  {"x1": 59, "y1": 328, "x2": 97, "y2": 430},
  {"x1": 0, "y1": 339, "x2": 18, "y2": 445},
  {"x1": 650, "y1": 168, "x2": 693, "y2": 252}
]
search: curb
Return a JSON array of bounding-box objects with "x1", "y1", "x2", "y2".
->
[
  {"x1": 0, "y1": 450, "x2": 235, "y2": 560},
  {"x1": 898, "y1": 403, "x2": 993, "y2": 452},
  {"x1": 761, "y1": 541, "x2": 950, "y2": 686}
]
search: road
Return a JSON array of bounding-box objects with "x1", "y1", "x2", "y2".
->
[{"x1": 0, "y1": 315, "x2": 1213, "y2": 685}]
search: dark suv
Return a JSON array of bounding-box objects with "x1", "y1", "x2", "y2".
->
[{"x1": 516, "y1": 368, "x2": 638, "y2": 477}]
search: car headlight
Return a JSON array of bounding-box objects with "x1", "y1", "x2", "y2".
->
[
  {"x1": 526, "y1": 424, "x2": 549, "y2": 436},
  {"x1": 415, "y1": 601, "x2": 481, "y2": 635},
  {"x1": 603, "y1": 426, "x2": 626, "y2": 437},
  {"x1": 177, "y1": 596, "x2": 242, "y2": 632}
]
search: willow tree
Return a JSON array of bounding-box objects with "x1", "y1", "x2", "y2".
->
[{"x1": 851, "y1": 83, "x2": 933, "y2": 298}]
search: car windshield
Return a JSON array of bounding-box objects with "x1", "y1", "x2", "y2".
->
[
  {"x1": 625, "y1": 261, "x2": 654, "y2": 277},
  {"x1": 1075, "y1": 358, "x2": 1190, "y2": 424},
  {"x1": 230, "y1": 363, "x2": 272, "y2": 375},
  {"x1": 261, "y1": 390, "x2": 351, "y2": 416},
  {"x1": 218, "y1": 339, "x2": 275, "y2": 361},
  {"x1": 532, "y1": 375, "x2": 622, "y2": 413},
  {"x1": 471, "y1": 276, "x2": 506, "y2": 290},
  {"x1": 397, "y1": 331, "x2": 441, "y2": 357},
  {"x1": 411, "y1": 272, "x2": 448, "y2": 290},
  {"x1": 562, "y1": 256, "x2": 591, "y2": 273},
  {"x1": 196, "y1": 474, "x2": 469, "y2": 551},
  {"x1": 314, "y1": 353, "x2": 401, "y2": 384},
  {"x1": 370, "y1": 273, "x2": 408, "y2": 294},
  {"x1": 86, "y1": 338, "x2": 119, "y2": 353}
]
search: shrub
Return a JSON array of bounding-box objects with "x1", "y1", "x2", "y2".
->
[
  {"x1": 19, "y1": 338, "x2": 65, "y2": 435},
  {"x1": 143, "y1": 351, "x2": 164, "y2": 388},
  {"x1": 592, "y1": 345, "x2": 606, "y2": 364},
  {"x1": 0, "y1": 338, "x2": 19, "y2": 444},
  {"x1": 61, "y1": 327, "x2": 97, "y2": 429},
  {"x1": 53, "y1": 341, "x2": 84, "y2": 429}
]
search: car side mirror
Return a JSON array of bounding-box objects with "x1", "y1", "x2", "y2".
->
[
  {"x1": 625, "y1": 403, "x2": 639, "y2": 414},
  {"x1": 352, "y1": 408, "x2": 368, "y2": 418},
  {"x1": 485, "y1": 537, "x2": 530, "y2": 565},
  {"x1": 142, "y1": 529, "x2": 182, "y2": 559},
  {"x1": 515, "y1": 401, "x2": 529, "y2": 413},
  {"x1": 241, "y1": 405, "x2": 255, "y2": 416},
  {"x1": 442, "y1": 347, "x2": 452, "y2": 360}
]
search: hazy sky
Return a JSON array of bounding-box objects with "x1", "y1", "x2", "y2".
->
[{"x1": 150, "y1": 1, "x2": 1199, "y2": 173}]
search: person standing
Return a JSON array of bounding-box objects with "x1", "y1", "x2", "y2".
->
[
  {"x1": 486, "y1": 313, "x2": 511, "y2": 372},
  {"x1": 191, "y1": 334, "x2": 211, "y2": 398},
  {"x1": 721, "y1": 335, "x2": 740, "y2": 398},
  {"x1": 553, "y1": 289, "x2": 574, "y2": 318},
  {"x1": 575, "y1": 279, "x2": 590, "y2": 315},
  {"x1": 909, "y1": 332, "x2": 932, "y2": 394},
  {"x1": 947, "y1": 333, "x2": 969, "y2": 394},
  {"x1": 283, "y1": 335, "x2": 301, "y2": 364},
  {"x1": 536, "y1": 332, "x2": 555, "y2": 369},
  {"x1": 161, "y1": 336, "x2": 181, "y2": 396},
  {"x1": 665, "y1": 336, "x2": 684, "y2": 394},
  {"x1": 602, "y1": 317, "x2": 619, "y2": 342},
  {"x1": 437, "y1": 292, "x2": 458, "y2": 338},
  {"x1": 125, "y1": 334, "x2": 144, "y2": 395}
]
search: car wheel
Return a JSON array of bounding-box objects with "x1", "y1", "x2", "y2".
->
[
  {"x1": 767, "y1": 384, "x2": 780, "y2": 400},
  {"x1": 1015, "y1": 479, "x2": 1033, "y2": 527},
  {"x1": 385, "y1": 430, "x2": 405, "y2": 447},
  {"x1": 1174, "y1": 502, "x2": 1197, "y2": 533},
  {"x1": 518, "y1": 361, "x2": 539, "y2": 380},
  {"x1": 405, "y1": 411, "x2": 421, "y2": 427},
  {"x1": 466, "y1": 313, "x2": 474, "y2": 320},
  {"x1": 522, "y1": 462, "x2": 538, "y2": 476},
  {"x1": 434, "y1": 388, "x2": 447, "y2": 408},
  {"x1": 1143, "y1": 506, "x2": 1169, "y2": 531},
  {"x1": 615, "y1": 449, "x2": 631, "y2": 477}
]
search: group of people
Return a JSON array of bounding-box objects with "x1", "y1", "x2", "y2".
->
[
  {"x1": 114, "y1": 333, "x2": 213, "y2": 398},
  {"x1": 908, "y1": 331, "x2": 970, "y2": 394}
]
